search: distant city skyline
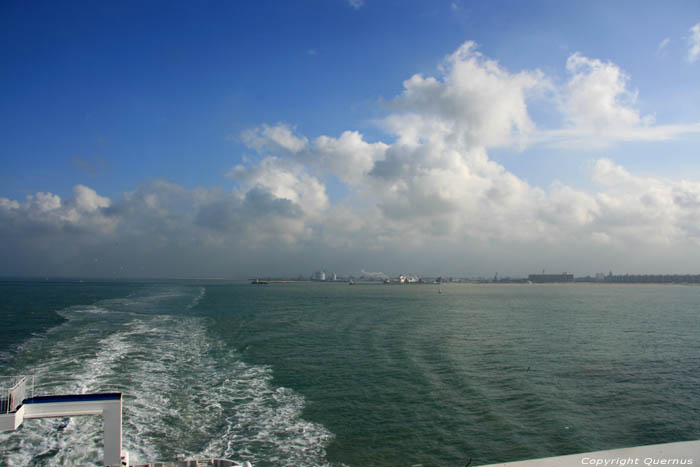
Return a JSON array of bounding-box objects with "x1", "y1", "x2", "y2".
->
[{"x1": 2, "y1": 1, "x2": 700, "y2": 279}]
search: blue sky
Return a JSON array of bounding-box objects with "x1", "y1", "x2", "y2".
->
[{"x1": 2, "y1": 1, "x2": 700, "y2": 278}]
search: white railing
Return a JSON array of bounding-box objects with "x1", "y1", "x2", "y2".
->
[
  {"x1": 3, "y1": 373, "x2": 124, "y2": 402},
  {"x1": 0, "y1": 375, "x2": 33, "y2": 414}
]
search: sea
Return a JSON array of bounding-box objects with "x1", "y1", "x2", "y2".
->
[{"x1": 0, "y1": 279, "x2": 699, "y2": 466}]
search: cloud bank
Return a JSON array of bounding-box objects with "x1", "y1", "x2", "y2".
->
[{"x1": 4, "y1": 42, "x2": 700, "y2": 278}]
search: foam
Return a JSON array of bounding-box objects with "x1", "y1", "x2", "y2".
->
[
  {"x1": 0, "y1": 284, "x2": 337, "y2": 466},
  {"x1": 187, "y1": 287, "x2": 206, "y2": 309}
]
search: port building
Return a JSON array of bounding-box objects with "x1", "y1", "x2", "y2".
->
[{"x1": 528, "y1": 273, "x2": 574, "y2": 283}]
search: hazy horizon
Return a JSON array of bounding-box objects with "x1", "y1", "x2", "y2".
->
[{"x1": 2, "y1": 1, "x2": 700, "y2": 279}]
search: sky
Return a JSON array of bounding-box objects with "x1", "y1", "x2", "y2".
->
[{"x1": 2, "y1": 0, "x2": 700, "y2": 279}]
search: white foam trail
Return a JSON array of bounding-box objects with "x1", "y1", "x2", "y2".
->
[
  {"x1": 196, "y1": 357, "x2": 335, "y2": 466},
  {"x1": 0, "y1": 285, "x2": 336, "y2": 467},
  {"x1": 187, "y1": 287, "x2": 206, "y2": 309},
  {"x1": 0, "y1": 309, "x2": 127, "y2": 465},
  {"x1": 117, "y1": 315, "x2": 335, "y2": 466}
]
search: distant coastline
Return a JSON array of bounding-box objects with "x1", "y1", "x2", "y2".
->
[{"x1": 4, "y1": 274, "x2": 700, "y2": 286}]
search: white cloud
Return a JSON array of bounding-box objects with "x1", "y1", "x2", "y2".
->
[
  {"x1": 537, "y1": 52, "x2": 700, "y2": 147},
  {"x1": 28, "y1": 192, "x2": 61, "y2": 213},
  {"x1": 563, "y1": 53, "x2": 649, "y2": 132},
  {"x1": 313, "y1": 131, "x2": 388, "y2": 186},
  {"x1": 224, "y1": 42, "x2": 700, "y2": 266},
  {"x1": 0, "y1": 198, "x2": 19, "y2": 210},
  {"x1": 227, "y1": 156, "x2": 328, "y2": 218},
  {"x1": 347, "y1": 0, "x2": 364, "y2": 10},
  {"x1": 688, "y1": 23, "x2": 700, "y2": 63},
  {"x1": 240, "y1": 123, "x2": 309, "y2": 156},
  {"x1": 239, "y1": 124, "x2": 388, "y2": 188},
  {"x1": 589, "y1": 158, "x2": 700, "y2": 245},
  {"x1": 0, "y1": 186, "x2": 116, "y2": 238},
  {"x1": 74, "y1": 185, "x2": 110, "y2": 212},
  {"x1": 5, "y1": 153, "x2": 700, "y2": 276},
  {"x1": 5, "y1": 41, "x2": 700, "y2": 277},
  {"x1": 387, "y1": 41, "x2": 548, "y2": 148},
  {"x1": 657, "y1": 37, "x2": 671, "y2": 54}
]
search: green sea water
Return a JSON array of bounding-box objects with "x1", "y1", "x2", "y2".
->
[{"x1": 1, "y1": 280, "x2": 699, "y2": 466}]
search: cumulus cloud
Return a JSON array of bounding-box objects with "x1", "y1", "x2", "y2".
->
[
  {"x1": 225, "y1": 43, "x2": 700, "y2": 261},
  {"x1": 238, "y1": 124, "x2": 388, "y2": 187},
  {"x1": 240, "y1": 123, "x2": 309, "y2": 156},
  {"x1": 564, "y1": 53, "x2": 650, "y2": 130},
  {"x1": 689, "y1": 23, "x2": 700, "y2": 63},
  {"x1": 0, "y1": 186, "x2": 115, "y2": 237},
  {"x1": 539, "y1": 52, "x2": 700, "y2": 146},
  {"x1": 5, "y1": 41, "x2": 700, "y2": 278},
  {"x1": 74, "y1": 185, "x2": 110, "y2": 212},
  {"x1": 313, "y1": 131, "x2": 388, "y2": 186},
  {"x1": 5, "y1": 156, "x2": 700, "y2": 277},
  {"x1": 0, "y1": 186, "x2": 119, "y2": 276},
  {"x1": 227, "y1": 156, "x2": 328, "y2": 218},
  {"x1": 222, "y1": 42, "x2": 700, "y2": 272},
  {"x1": 387, "y1": 41, "x2": 548, "y2": 148},
  {"x1": 590, "y1": 159, "x2": 700, "y2": 245}
]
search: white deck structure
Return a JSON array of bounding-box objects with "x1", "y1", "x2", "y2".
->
[
  {"x1": 479, "y1": 439, "x2": 699, "y2": 466},
  {"x1": 1, "y1": 376, "x2": 126, "y2": 466},
  {"x1": 1, "y1": 376, "x2": 252, "y2": 467}
]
